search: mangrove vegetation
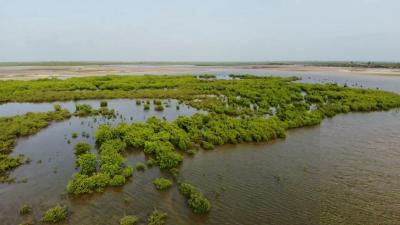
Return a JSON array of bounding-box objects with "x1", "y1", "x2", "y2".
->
[{"x1": 1, "y1": 74, "x2": 400, "y2": 222}]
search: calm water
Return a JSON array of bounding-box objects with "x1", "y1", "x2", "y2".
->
[{"x1": 0, "y1": 74, "x2": 400, "y2": 225}]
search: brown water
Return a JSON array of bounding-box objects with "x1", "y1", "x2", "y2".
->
[{"x1": 1, "y1": 76, "x2": 400, "y2": 225}]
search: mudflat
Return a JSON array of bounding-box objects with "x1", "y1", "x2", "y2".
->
[{"x1": 0, "y1": 64, "x2": 399, "y2": 80}]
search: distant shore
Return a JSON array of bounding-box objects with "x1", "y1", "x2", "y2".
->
[{"x1": 0, "y1": 64, "x2": 399, "y2": 80}]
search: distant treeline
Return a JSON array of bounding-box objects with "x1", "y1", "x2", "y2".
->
[
  {"x1": 300, "y1": 61, "x2": 400, "y2": 69},
  {"x1": 0, "y1": 61, "x2": 290, "y2": 67},
  {"x1": 0, "y1": 61, "x2": 399, "y2": 69}
]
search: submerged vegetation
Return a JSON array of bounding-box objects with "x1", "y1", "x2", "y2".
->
[{"x1": 19, "y1": 204, "x2": 31, "y2": 215}]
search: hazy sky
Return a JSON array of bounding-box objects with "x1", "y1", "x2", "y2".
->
[{"x1": 0, "y1": 0, "x2": 399, "y2": 62}]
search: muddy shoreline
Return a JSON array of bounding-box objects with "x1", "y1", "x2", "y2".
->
[{"x1": 0, "y1": 64, "x2": 399, "y2": 80}]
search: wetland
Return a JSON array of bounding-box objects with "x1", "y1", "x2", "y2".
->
[{"x1": 0, "y1": 74, "x2": 400, "y2": 225}]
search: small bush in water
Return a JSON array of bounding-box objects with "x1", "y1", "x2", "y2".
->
[
  {"x1": 153, "y1": 178, "x2": 173, "y2": 190},
  {"x1": 179, "y1": 182, "x2": 211, "y2": 214},
  {"x1": 154, "y1": 105, "x2": 164, "y2": 111},
  {"x1": 136, "y1": 163, "x2": 146, "y2": 171},
  {"x1": 100, "y1": 101, "x2": 108, "y2": 107},
  {"x1": 41, "y1": 205, "x2": 68, "y2": 223},
  {"x1": 153, "y1": 99, "x2": 162, "y2": 105},
  {"x1": 19, "y1": 204, "x2": 31, "y2": 215},
  {"x1": 119, "y1": 215, "x2": 139, "y2": 225},
  {"x1": 71, "y1": 132, "x2": 78, "y2": 139},
  {"x1": 147, "y1": 209, "x2": 167, "y2": 225}
]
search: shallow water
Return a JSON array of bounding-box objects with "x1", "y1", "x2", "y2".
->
[
  {"x1": 201, "y1": 68, "x2": 400, "y2": 93},
  {"x1": 0, "y1": 75, "x2": 400, "y2": 225}
]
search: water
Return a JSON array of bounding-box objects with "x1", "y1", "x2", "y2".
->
[
  {"x1": 0, "y1": 74, "x2": 400, "y2": 225},
  {"x1": 199, "y1": 68, "x2": 400, "y2": 93}
]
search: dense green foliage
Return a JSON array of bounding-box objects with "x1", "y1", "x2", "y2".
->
[
  {"x1": 67, "y1": 140, "x2": 133, "y2": 195},
  {"x1": 179, "y1": 183, "x2": 211, "y2": 214},
  {"x1": 153, "y1": 178, "x2": 173, "y2": 190},
  {"x1": 1, "y1": 75, "x2": 400, "y2": 215},
  {"x1": 0, "y1": 75, "x2": 398, "y2": 122},
  {"x1": 77, "y1": 153, "x2": 97, "y2": 175},
  {"x1": 0, "y1": 109, "x2": 71, "y2": 181},
  {"x1": 74, "y1": 142, "x2": 91, "y2": 156},
  {"x1": 41, "y1": 205, "x2": 68, "y2": 223},
  {"x1": 120, "y1": 215, "x2": 139, "y2": 225},
  {"x1": 147, "y1": 210, "x2": 167, "y2": 225}
]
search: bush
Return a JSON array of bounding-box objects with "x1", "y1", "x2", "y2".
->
[
  {"x1": 109, "y1": 175, "x2": 126, "y2": 186},
  {"x1": 157, "y1": 150, "x2": 183, "y2": 169},
  {"x1": 122, "y1": 165, "x2": 134, "y2": 178},
  {"x1": 100, "y1": 101, "x2": 108, "y2": 107},
  {"x1": 67, "y1": 172, "x2": 111, "y2": 195},
  {"x1": 188, "y1": 192, "x2": 212, "y2": 214},
  {"x1": 179, "y1": 183, "x2": 195, "y2": 198},
  {"x1": 41, "y1": 205, "x2": 68, "y2": 223},
  {"x1": 154, "y1": 99, "x2": 162, "y2": 105},
  {"x1": 89, "y1": 173, "x2": 110, "y2": 191},
  {"x1": 67, "y1": 173, "x2": 93, "y2": 194},
  {"x1": 120, "y1": 215, "x2": 139, "y2": 225},
  {"x1": 147, "y1": 210, "x2": 167, "y2": 225},
  {"x1": 75, "y1": 104, "x2": 93, "y2": 116},
  {"x1": 155, "y1": 105, "x2": 164, "y2": 111},
  {"x1": 71, "y1": 132, "x2": 78, "y2": 139},
  {"x1": 53, "y1": 104, "x2": 62, "y2": 112},
  {"x1": 136, "y1": 100, "x2": 141, "y2": 105},
  {"x1": 153, "y1": 178, "x2": 173, "y2": 190},
  {"x1": 95, "y1": 125, "x2": 116, "y2": 144},
  {"x1": 19, "y1": 204, "x2": 31, "y2": 215},
  {"x1": 136, "y1": 163, "x2": 146, "y2": 171},
  {"x1": 179, "y1": 182, "x2": 211, "y2": 214},
  {"x1": 77, "y1": 153, "x2": 97, "y2": 175},
  {"x1": 201, "y1": 141, "x2": 214, "y2": 150},
  {"x1": 146, "y1": 158, "x2": 157, "y2": 167},
  {"x1": 74, "y1": 142, "x2": 91, "y2": 156}
]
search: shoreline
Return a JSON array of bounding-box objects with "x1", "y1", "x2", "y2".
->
[{"x1": 0, "y1": 64, "x2": 399, "y2": 80}]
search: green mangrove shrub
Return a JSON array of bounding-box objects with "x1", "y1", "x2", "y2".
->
[
  {"x1": 74, "y1": 142, "x2": 91, "y2": 156},
  {"x1": 120, "y1": 215, "x2": 139, "y2": 225},
  {"x1": 136, "y1": 163, "x2": 146, "y2": 171},
  {"x1": 153, "y1": 178, "x2": 173, "y2": 190},
  {"x1": 41, "y1": 205, "x2": 68, "y2": 223},
  {"x1": 147, "y1": 209, "x2": 167, "y2": 225},
  {"x1": 179, "y1": 182, "x2": 211, "y2": 214}
]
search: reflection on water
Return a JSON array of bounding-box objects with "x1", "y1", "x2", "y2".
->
[{"x1": 0, "y1": 75, "x2": 399, "y2": 225}]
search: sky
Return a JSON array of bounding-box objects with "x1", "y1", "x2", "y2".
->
[{"x1": 0, "y1": 0, "x2": 399, "y2": 62}]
